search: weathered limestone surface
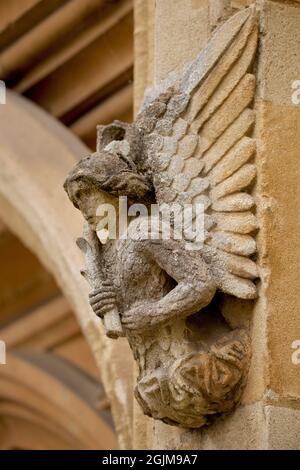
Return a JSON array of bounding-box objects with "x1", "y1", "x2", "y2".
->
[
  {"x1": 64, "y1": 4, "x2": 262, "y2": 443},
  {"x1": 134, "y1": 0, "x2": 155, "y2": 114},
  {"x1": 132, "y1": 0, "x2": 300, "y2": 449},
  {"x1": 209, "y1": 0, "x2": 255, "y2": 29},
  {"x1": 154, "y1": 0, "x2": 210, "y2": 82},
  {"x1": 254, "y1": 0, "x2": 300, "y2": 435},
  {"x1": 64, "y1": 3, "x2": 258, "y2": 436}
]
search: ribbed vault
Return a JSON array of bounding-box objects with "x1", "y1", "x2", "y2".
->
[{"x1": 0, "y1": 353, "x2": 116, "y2": 449}]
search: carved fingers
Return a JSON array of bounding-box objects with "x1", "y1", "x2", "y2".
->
[
  {"x1": 121, "y1": 307, "x2": 152, "y2": 332},
  {"x1": 89, "y1": 281, "x2": 116, "y2": 318}
]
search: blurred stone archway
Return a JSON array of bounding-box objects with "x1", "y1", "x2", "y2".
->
[{"x1": 0, "y1": 91, "x2": 133, "y2": 449}]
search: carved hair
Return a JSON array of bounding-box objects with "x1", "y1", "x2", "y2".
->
[{"x1": 64, "y1": 151, "x2": 153, "y2": 208}]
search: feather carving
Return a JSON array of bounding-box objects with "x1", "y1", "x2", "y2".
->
[{"x1": 136, "y1": 6, "x2": 259, "y2": 299}]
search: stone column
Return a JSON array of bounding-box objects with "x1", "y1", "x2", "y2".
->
[
  {"x1": 253, "y1": 0, "x2": 300, "y2": 450},
  {"x1": 133, "y1": 0, "x2": 300, "y2": 449},
  {"x1": 133, "y1": 0, "x2": 211, "y2": 449}
]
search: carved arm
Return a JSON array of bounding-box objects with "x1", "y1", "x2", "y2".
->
[{"x1": 121, "y1": 238, "x2": 216, "y2": 331}]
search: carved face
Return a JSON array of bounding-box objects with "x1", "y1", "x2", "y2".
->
[
  {"x1": 68, "y1": 179, "x2": 118, "y2": 230},
  {"x1": 64, "y1": 150, "x2": 154, "y2": 231}
]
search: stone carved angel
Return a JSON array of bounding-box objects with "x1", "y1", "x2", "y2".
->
[{"x1": 64, "y1": 7, "x2": 259, "y2": 428}]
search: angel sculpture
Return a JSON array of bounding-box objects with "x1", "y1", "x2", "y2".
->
[{"x1": 64, "y1": 7, "x2": 259, "y2": 428}]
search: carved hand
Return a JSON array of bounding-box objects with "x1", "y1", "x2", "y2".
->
[
  {"x1": 89, "y1": 280, "x2": 117, "y2": 319},
  {"x1": 121, "y1": 305, "x2": 156, "y2": 332}
]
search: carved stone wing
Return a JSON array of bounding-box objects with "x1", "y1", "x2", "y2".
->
[{"x1": 136, "y1": 7, "x2": 258, "y2": 300}]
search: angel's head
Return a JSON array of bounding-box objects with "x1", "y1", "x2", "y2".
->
[{"x1": 64, "y1": 147, "x2": 153, "y2": 230}]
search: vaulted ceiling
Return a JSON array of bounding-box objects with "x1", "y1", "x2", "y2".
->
[
  {"x1": 0, "y1": 0, "x2": 133, "y2": 149},
  {"x1": 0, "y1": 0, "x2": 134, "y2": 448}
]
